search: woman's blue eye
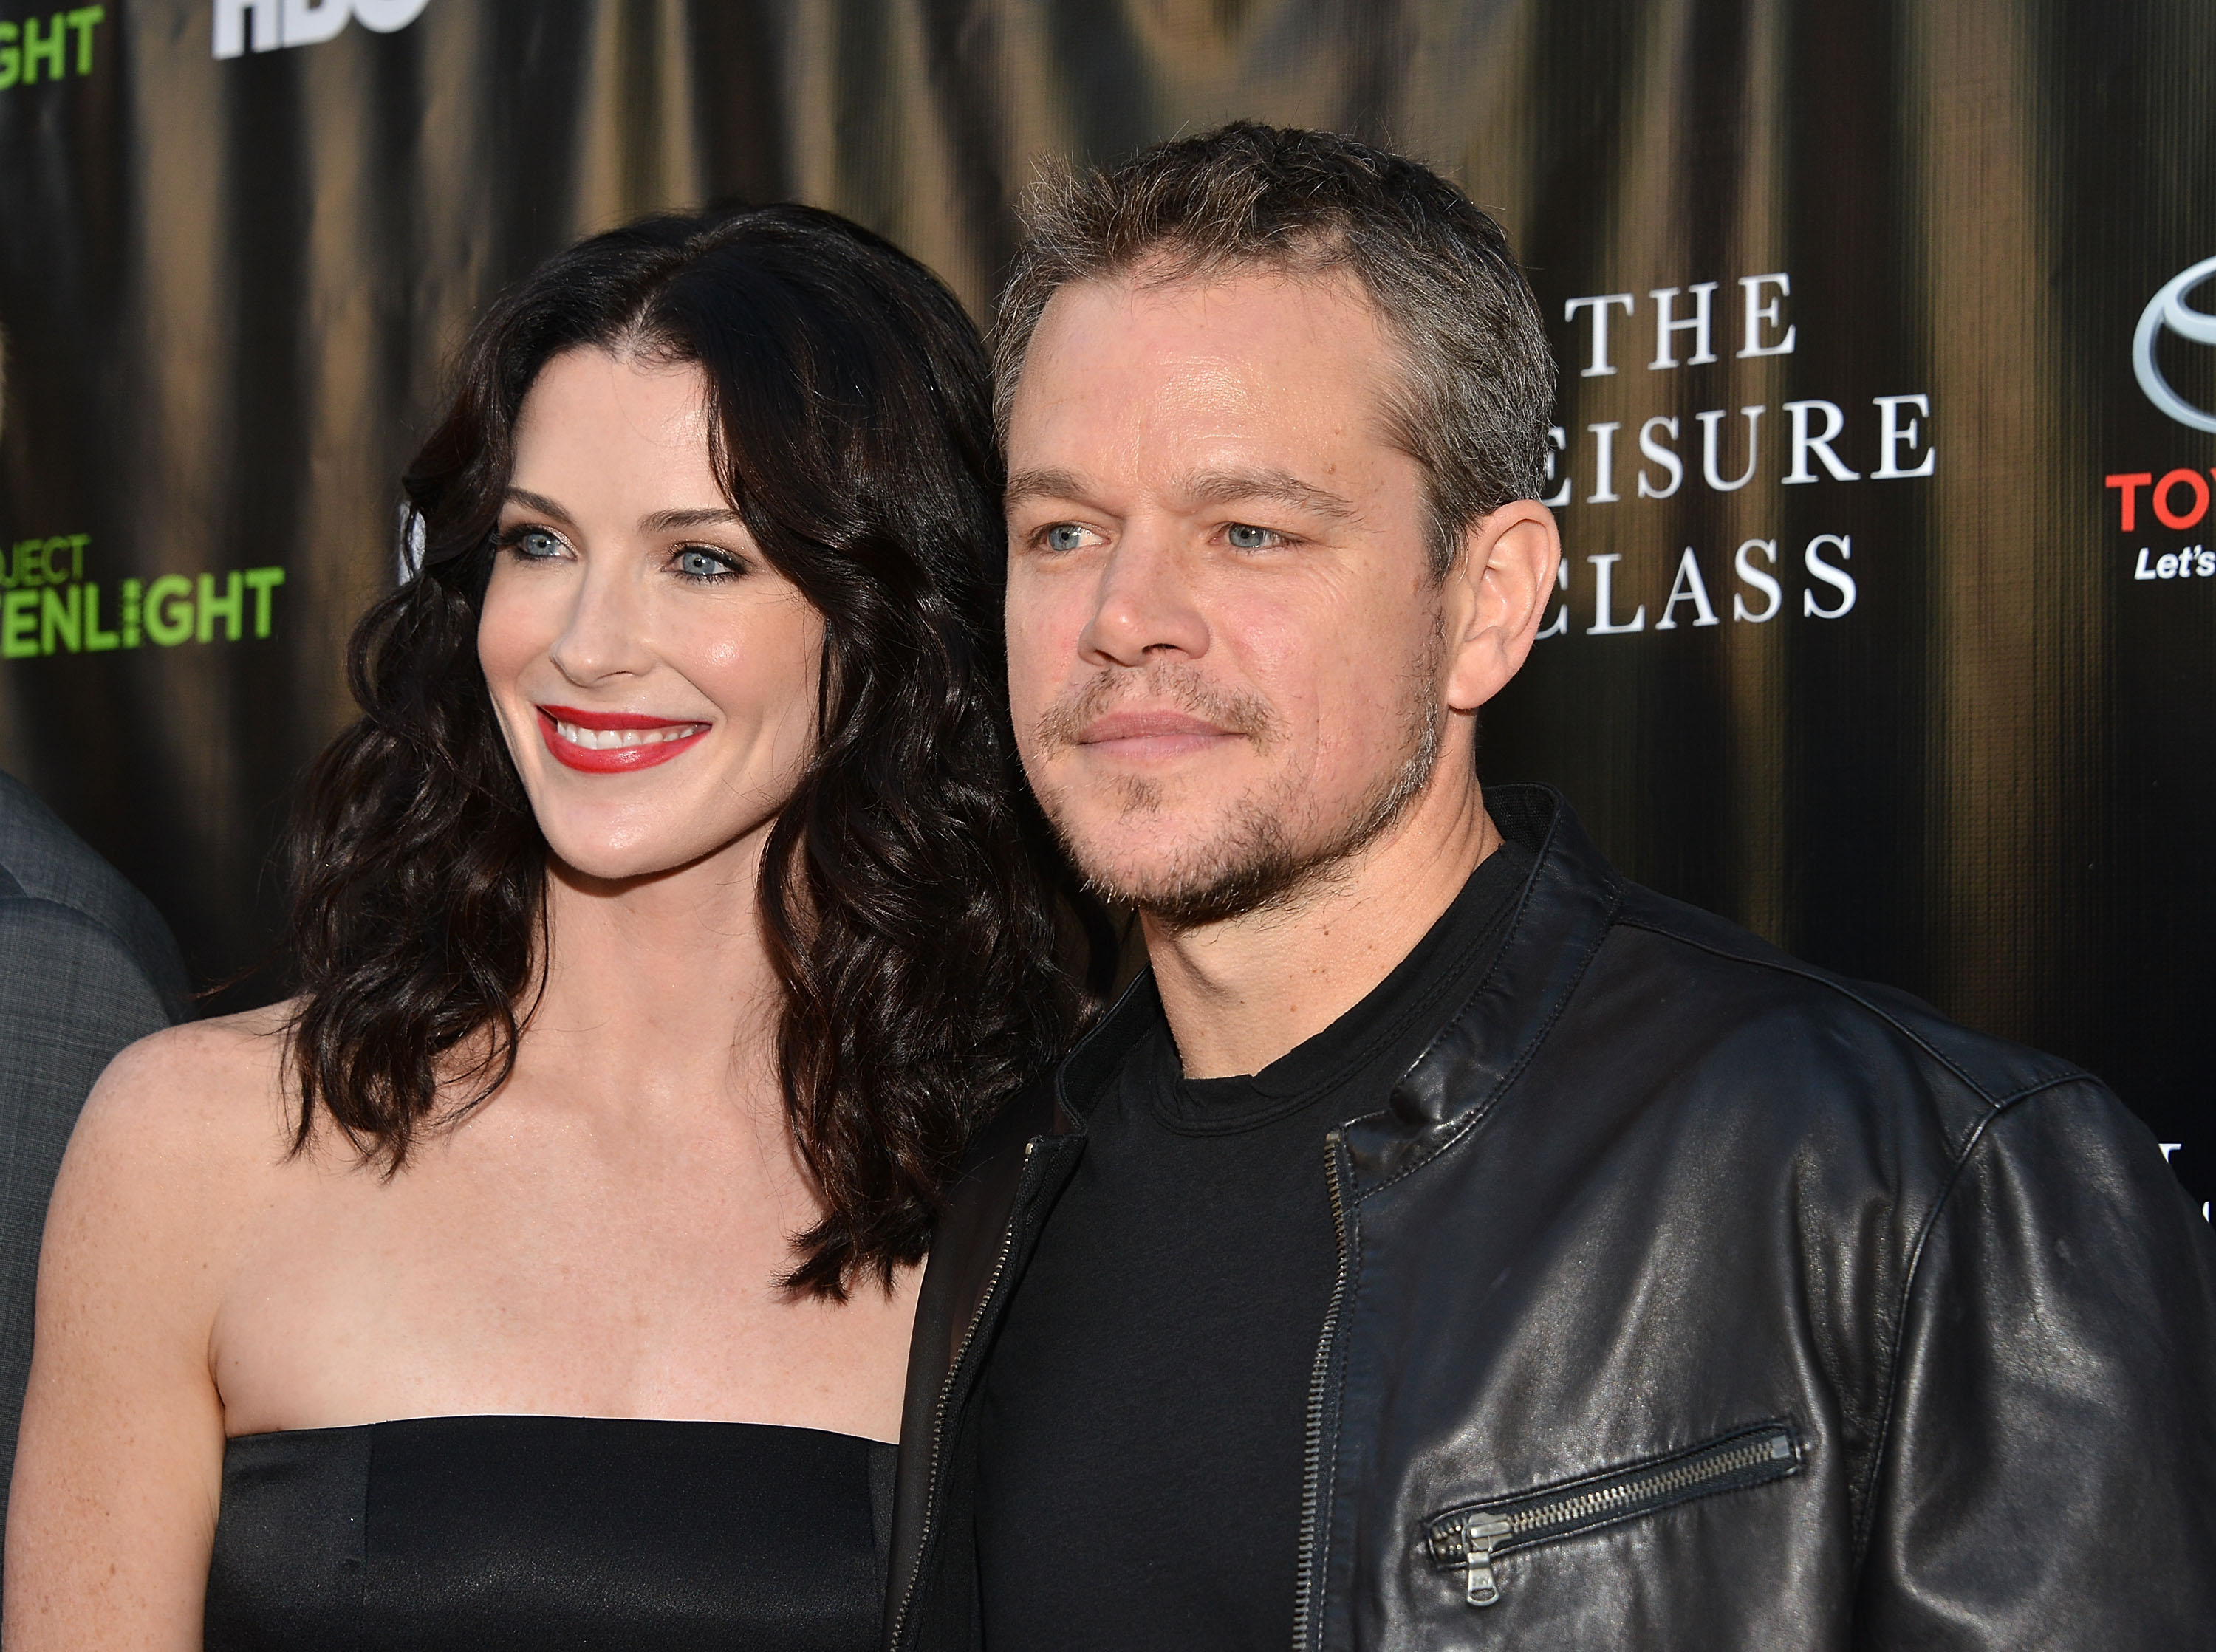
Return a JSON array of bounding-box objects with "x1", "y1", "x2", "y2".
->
[
  {"x1": 1226, "y1": 523, "x2": 1278, "y2": 550},
  {"x1": 675, "y1": 548, "x2": 738, "y2": 580},
  {"x1": 517, "y1": 528, "x2": 564, "y2": 559},
  {"x1": 1044, "y1": 524, "x2": 1090, "y2": 552}
]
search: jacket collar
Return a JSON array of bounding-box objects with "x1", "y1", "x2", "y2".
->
[
  {"x1": 1350, "y1": 784, "x2": 1622, "y2": 1191},
  {"x1": 1049, "y1": 784, "x2": 1622, "y2": 1164},
  {"x1": 1050, "y1": 971, "x2": 1160, "y2": 1134}
]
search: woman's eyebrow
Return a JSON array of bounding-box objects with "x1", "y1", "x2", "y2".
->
[
  {"x1": 640, "y1": 506, "x2": 747, "y2": 532},
  {"x1": 503, "y1": 487, "x2": 575, "y2": 524}
]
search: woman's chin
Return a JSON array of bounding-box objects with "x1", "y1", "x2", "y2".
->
[
  {"x1": 543, "y1": 837, "x2": 691, "y2": 890},
  {"x1": 553, "y1": 855, "x2": 679, "y2": 888},
  {"x1": 541, "y1": 831, "x2": 756, "y2": 891}
]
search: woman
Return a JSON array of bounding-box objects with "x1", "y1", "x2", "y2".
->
[{"x1": 4, "y1": 206, "x2": 1095, "y2": 1649}]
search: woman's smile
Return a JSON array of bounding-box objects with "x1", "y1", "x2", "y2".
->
[{"x1": 535, "y1": 703, "x2": 712, "y2": 773}]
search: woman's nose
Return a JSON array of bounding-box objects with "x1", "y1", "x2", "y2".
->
[{"x1": 547, "y1": 563, "x2": 657, "y2": 685}]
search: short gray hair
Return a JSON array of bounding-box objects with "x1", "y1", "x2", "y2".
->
[{"x1": 993, "y1": 122, "x2": 1557, "y2": 572}]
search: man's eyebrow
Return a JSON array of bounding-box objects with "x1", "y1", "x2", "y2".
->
[
  {"x1": 1005, "y1": 465, "x2": 1360, "y2": 523},
  {"x1": 1005, "y1": 467, "x2": 1092, "y2": 507},
  {"x1": 640, "y1": 505, "x2": 746, "y2": 532},
  {"x1": 1180, "y1": 467, "x2": 1360, "y2": 524}
]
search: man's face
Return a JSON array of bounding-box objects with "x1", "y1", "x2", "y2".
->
[{"x1": 1004, "y1": 265, "x2": 1454, "y2": 924}]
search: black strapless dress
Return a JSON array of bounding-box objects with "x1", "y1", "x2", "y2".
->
[{"x1": 203, "y1": 1415, "x2": 896, "y2": 1651}]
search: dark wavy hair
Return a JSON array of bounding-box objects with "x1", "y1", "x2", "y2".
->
[{"x1": 284, "y1": 205, "x2": 1101, "y2": 1297}]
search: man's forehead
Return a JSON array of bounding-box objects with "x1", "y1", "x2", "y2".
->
[
  {"x1": 1004, "y1": 263, "x2": 1427, "y2": 527},
  {"x1": 1011, "y1": 273, "x2": 1401, "y2": 457}
]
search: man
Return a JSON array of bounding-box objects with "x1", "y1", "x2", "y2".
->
[
  {"x1": 0, "y1": 329, "x2": 193, "y2": 1580},
  {"x1": 0, "y1": 774, "x2": 189, "y2": 1546},
  {"x1": 886, "y1": 123, "x2": 2216, "y2": 1651}
]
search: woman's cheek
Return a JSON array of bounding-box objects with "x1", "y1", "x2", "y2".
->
[{"x1": 476, "y1": 567, "x2": 541, "y2": 688}]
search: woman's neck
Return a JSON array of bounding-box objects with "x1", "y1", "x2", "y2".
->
[{"x1": 516, "y1": 830, "x2": 787, "y2": 1125}]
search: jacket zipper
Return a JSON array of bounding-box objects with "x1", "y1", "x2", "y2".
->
[
  {"x1": 888, "y1": 1139, "x2": 1038, "y2": 1652},
  {"x1": 1426, "y1": 1421, "x2": 1800, "y2": 1607},
  {"x1": 1288, "y1": 1132, "x2": 1352, "y2": 1652}
]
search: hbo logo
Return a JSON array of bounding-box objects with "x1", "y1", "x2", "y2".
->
[{"x1": 213, "y1": 0, "x2": 431, "y2": 59}]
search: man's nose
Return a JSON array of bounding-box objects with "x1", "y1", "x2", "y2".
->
[
  {"x1": 1078, "y1": 528, "x2": 1209, "y2": 668},
  {"x1": 547, "y1": 562, "x2": 657, "y2": 685}
]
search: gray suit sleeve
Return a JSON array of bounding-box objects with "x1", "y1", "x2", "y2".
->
[{"x1": 0, "y1": 899, "x2": 184, "y2": 1548}]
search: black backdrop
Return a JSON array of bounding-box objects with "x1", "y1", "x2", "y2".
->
[{"x1": 0, "y1": 0, "x2": 2209, "y2": 1212}]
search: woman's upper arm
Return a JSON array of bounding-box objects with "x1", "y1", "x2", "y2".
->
[{"x1": 4, "y1": 1025, "x2": 260, "y2": 1651}]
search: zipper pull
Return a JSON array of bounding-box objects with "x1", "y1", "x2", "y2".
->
[{"x1": 1461, "y1": 1514, "x2": 1512, "y2": 1606}]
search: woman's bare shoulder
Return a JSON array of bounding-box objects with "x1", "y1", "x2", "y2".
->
[
  {"x1": 20, "y1": 1004, "x2": 320, "y2": 1396},
  {"x1": 66, "y1": 1001, "x2": 304, "y2": 1203}
]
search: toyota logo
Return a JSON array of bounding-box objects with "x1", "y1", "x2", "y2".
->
[{"x1": 2135, "y1": 256, "x2": 2216, "y2": 432}]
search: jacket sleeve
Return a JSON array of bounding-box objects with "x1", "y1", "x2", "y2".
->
[
  {"x1": 1853, "y1": 1077, "x2": 2216, "y2": 1648},
  {"x1": 0, "y1": 899, "x2": 185, "y2": 1552}
]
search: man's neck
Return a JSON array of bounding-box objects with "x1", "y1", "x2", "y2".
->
[{"x1": 1143, "y1": 778, "x2": 1502, "y2": 1080}]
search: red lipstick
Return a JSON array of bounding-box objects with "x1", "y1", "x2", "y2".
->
[{"x1": 535, "y1": 705, "x2": 710, "y2": 774}]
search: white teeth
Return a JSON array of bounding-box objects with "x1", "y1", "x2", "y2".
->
[{"x1": 552, "y1": 719, "x2": 704, "y2": 750}]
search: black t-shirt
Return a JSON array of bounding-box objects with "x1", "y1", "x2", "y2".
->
[{"x1": 974, "y1": 843, "x2": 1534, "y2": 1652}]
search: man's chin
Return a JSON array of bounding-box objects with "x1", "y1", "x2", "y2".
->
[
  {"x1": 1056, "y1": 812, "x2": 1331, "y2": 930},
  {"x1": 1084, "y1": 852, "x2": 1339, "y2": 930},
  {"x1": 1044, "y1": 724, "x2": 1445, "y2": 930}
]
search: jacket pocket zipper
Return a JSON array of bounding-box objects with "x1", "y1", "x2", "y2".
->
[{"x1": 1426, "y1": 1420, "x2": 1801, "y2": 1608}]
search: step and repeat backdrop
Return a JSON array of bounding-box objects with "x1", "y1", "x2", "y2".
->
[{"x1": 0, "y1": 1, "x2": 2209, "y2": 1208}]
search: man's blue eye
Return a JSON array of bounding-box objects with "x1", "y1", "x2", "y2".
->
[
  {"x1": 1045, "y1": 525, "x2": 1088, "y2": 552},
  {"x1": 1227, "y1": 524, "x2": 1276, "y2": 549}
]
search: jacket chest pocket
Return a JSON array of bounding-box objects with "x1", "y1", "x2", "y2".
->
[{"x1": 1423, "y1": 1420, "x2": 1802, "y2": 1608}]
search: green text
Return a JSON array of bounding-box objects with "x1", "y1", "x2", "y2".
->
[{"x1": 0, "y1": 6, "x2": 103, "y2": 88}]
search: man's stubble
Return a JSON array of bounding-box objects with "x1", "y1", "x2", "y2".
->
[{"x1": 1027, "y1": 614, "x2": 1449, "y2": 930}]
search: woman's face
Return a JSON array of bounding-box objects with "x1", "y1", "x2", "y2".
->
[{"x1": 479, "y1": 347, "x2": 823, "y2": 883}]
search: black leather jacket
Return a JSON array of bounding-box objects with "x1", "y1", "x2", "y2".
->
[{"x1": 886, "y1": 786, "x2": 2216, "y2": 1651}]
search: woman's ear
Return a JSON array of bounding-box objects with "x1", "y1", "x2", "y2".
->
[{"x1": 1443, "y1": 501, "x2": 1562, "y2": 713}]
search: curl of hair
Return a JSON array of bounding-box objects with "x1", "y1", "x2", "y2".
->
[{"x1": 284, "y1": 205, "x2": 1104, "y2": 1297}]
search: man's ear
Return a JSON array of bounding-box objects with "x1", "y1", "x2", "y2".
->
[{"x1": 1443, "y1": 500, "x2": 1562, "y2": 714}]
